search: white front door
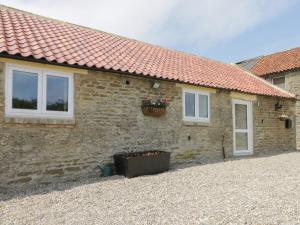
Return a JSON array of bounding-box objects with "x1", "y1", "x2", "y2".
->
[{"x1": 232, "y1": 99, "x2": 253, "y2": 155}]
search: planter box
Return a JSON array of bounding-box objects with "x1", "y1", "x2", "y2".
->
[
  {"x1": 113, "y1": 151, "x2": 170, "y2": 178},
  {"x1": 141, "y1": 106, "x2": 166, "y2": 117}
]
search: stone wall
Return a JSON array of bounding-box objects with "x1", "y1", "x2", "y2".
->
[
  {"x1": 254, "y1": 95, "x2": 295, "y2": 153},
  {"x1": 0, "y1": 61, "x2": 296, "y2": 190},
  {"x1": 265, "y1": 71, "x2": 300, "y2": 149}
]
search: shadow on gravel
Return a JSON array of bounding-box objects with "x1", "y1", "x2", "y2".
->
[
  {"x1": 170, "y1": 150, "x2": 298, "y2": 171},
  {"x1": 0, "y1": 175, "x2": 125, "y2": 202},
  {"x1": 1, "y1": 150, "x2": 298, "y2": 202}
]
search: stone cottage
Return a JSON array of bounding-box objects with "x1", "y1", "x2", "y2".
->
[
  {"x1": 0, "y1": 5, "x2": 296, "y2": 190},
  {"x1": 237, "y1": 47, "x2": 300, "y2": 149}
]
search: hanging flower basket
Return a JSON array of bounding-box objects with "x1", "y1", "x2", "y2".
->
[
  {"x1": 142, "y1": 106, "x2": 166, "y2": 117},
  {"x1": 141, "y1": 96, "x2": 168, "y2": 117},
  {"x1": 279, "y1": 114, "x2": 289, "y2": 121}
]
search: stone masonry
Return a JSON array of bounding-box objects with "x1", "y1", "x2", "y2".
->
[
  {"x1": 265, "y1": 71, "x2": 300, "y2": 149},
  {"x1": 0, "y1": 61, "x2": 296, "y2": 191}
]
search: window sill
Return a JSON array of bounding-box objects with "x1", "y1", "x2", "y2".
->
[
  {"x1": 4, "y1": 116, "x2": 75, "y2": 125},
  {"x1": 233, "y1": 151, "x2": 253, "y2": 156},
  {"x1": 182, "y1": 120, "x2": 210, "y2": 127}
]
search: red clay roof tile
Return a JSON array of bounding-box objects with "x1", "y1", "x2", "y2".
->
[
  {"x1": 0, "y1": 5, "x2": 294, "y2": 98},
  {"x1": 250, "y1": 47, "x2": 300, "y2": 76}
]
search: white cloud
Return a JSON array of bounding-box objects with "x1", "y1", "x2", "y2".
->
[{"x1": 0, "y1": 0, "x2": 296, "y2": 51}]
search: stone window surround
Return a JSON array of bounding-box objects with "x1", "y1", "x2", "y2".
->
[
  {"x1": 5, "y1": 64, "x2": 74, "y2": 120},
  {"x1": 182, "y1": 89, "x2": 210, "y2": 123}
]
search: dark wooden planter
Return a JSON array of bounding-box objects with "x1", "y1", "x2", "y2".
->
[
  {"x1": 141, "y1": 106, "x2": 166, "y2": 117},
  {"x1": 113, "y1": 151, "x2": 171, "y2": 178}
]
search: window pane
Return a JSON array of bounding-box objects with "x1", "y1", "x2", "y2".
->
[
  {"x1": 185, "y1": 93, "x2": 195, "y2": 117},
  {"x1": 12, "y1": 70, "x2": 38, "y2": 110},
  {"x1": 235, "y1": 104, "x2": 247, "y2": 129},
  {"x1": 47, "y1": 75, "x2": 69, "y2": 111},
  {"x1": 236, "y1": 133, "x2": 248, "y2": 151},
  {"x1": 199, "y1": 94, "x2": 208, "y2": 118},
  {"x1": 273, "y1": 77, "x2": 285, "y2": 89}
]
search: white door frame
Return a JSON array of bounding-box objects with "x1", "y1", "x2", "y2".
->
[{"x1": 232, "y1": 99, "x2": 253, "y2": 156}]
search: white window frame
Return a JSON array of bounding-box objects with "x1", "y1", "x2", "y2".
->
[
  {"x1": 182, "y1": 89, "x2": 210, "y2": 123},
  {"x1": 5, "y1": 64, "x2": 74, "y2": 119},
  {"x1": 272, "y1": 76, "x2": 286, "y2": 89}
]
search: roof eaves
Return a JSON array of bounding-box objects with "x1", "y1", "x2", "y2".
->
[
  {"x1": 233, "y1": 65, "x2": 295, "y2": 99},
  {"x1": 255, "y1": 66, "x2": 300, "y2": 77},
  {"x1": 0, "y1": 53, "x2": 295, "y2": 99}
]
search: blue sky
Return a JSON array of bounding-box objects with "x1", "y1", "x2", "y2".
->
[
  {"x1": 1, "y1": 0, "x2": 299, "y2": 63},
  {"x1": 202, "y1": 2, "x2": 300, "y2": 63}
]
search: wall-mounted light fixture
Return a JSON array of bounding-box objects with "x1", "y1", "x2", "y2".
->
[
  {"x1": 152, "y1": 82, "x2": 160, "y2": 89},
  {"x1": 275, "y1": 102, "x2": 283, "y2": 111},
  {"x1": 257, "y1": 101, "x2": 260, "y2": 107}
]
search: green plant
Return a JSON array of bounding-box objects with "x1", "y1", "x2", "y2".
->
[{"x1": 142, "y1": 96, "x2": 168, "y2": 108}]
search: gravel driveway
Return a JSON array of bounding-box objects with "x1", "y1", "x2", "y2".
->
[{"x1": 1, "y1": 152, "x2": 300, "y2": 225}]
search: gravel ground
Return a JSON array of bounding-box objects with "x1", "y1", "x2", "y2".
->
[{"x1": 2, "y1": 152, "x2": 300, "y2": 225}]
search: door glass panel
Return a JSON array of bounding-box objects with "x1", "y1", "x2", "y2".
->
[
  {"x1": 185, "y1": 92, "x2": 195, "y2": 117},
  {"x1": 235, "y1": 104, "x2": 247, "y2": 129},
  {"x1": 12, "y1": 70, "x2": 38, "y2": 110},
  {"x1": 236, "y1": 133, "x2": 248, "y2": 151},
  {"x1": 46, "y1": 75, "x2": 69, "y2": 111}
]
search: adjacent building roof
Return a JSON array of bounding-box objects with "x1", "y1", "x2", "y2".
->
[
  {"x1": 238, "y1": 47, "x2": 300, "y2": 77},
  {"x1": 0, "y1": 5, "x2": 294, "y2": 98},
  {"x1": 236, "y1": 57, "x2": 262, "y2": 71}
]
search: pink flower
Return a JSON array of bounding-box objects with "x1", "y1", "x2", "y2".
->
[{"x1": 161, "y1": 98, "x2": 168, "y2": 104}]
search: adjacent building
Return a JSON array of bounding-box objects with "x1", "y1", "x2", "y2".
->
[{"x1": 237, "y1": 47, "x2": 300, "y2": 148}]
